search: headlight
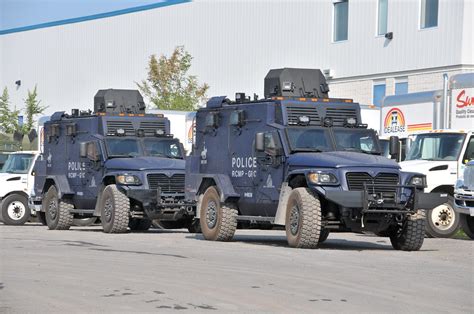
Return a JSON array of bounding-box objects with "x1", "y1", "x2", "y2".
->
[
  {"x1": 116, "y1": 174, "x2": 141, "y2": 185},
  {"x1": 409, "y1": 175, "x2": 426, "y2": 188},
  {"x1": 307, "y1": 172, "x2": 338, "y2": 185}
]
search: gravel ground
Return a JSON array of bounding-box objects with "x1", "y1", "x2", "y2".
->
[{"x1": 0, "y1": 223, "x2": 473, "y2": 313}]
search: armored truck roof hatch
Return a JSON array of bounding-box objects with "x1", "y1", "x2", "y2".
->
[
  {"x1": 94, "y1": 89, "x2": 146, "y2": 114},
  {"x1": 264, "y1": 68, "x2": 329, "y2": 98}
]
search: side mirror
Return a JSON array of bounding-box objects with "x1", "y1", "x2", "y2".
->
[
  {"x1": 255, "y1": 133, "x2": 264, "y2": 152},
  {"x1": 389, "y1": 136, "x2": 400, "y2": 159}
]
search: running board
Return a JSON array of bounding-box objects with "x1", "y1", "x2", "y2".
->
[
  {"x1": 69, "y1": 209, "x2": 95, "y2": 214},
  {"x1": 236, "y1": 216, "x2": 275, "y2": 223}
]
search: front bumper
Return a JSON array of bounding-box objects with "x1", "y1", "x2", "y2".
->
[
  {"x1": 119, "y1": 186, "x2": 195, "y2": 219},
  {"x1": 28, "y1": 197, "x2": 41, "y2": 215},
  {"x1": 454, "y1": 191, "x2": 474, "y2": 216},
  {"x1": 325, "y1": 184, "x2": 447, "y2": 214}
]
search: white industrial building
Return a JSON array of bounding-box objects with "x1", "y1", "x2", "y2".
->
[{"x1": 0, "y1": 0, "x2": 473, "y2": 116}]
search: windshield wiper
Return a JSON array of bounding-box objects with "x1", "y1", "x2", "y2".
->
[
  {"x1": 343, "y1": 148, "x2": 381, "y2": 155},
  {"x1": 107, "y1": 155, "x2": 135, "y2": 159},
  {"x1": 292, "y1": 148, "x2": 326, "y2": 153}
]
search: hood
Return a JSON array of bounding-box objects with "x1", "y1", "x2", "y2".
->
[
  {"x1": 105, "y1": 156, "x2": 185, "y2": 171},
  {"x1": 288, "y1": 151, "x2": 399, "y2": 169},
  {"x1": 399, "y1": 159, "x2": 456, "y2": 173}
]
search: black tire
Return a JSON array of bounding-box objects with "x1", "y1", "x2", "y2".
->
[
  {"x1": 285, "y1": 188, "x2": 322, "y2": 249},
  {"x1": 43, "y1": 186, "x2": 73, "y2": 230},
  {"x1": 199, "y1": 186, "x2": 237, "y2": 241},
  {"x1": 460, "y1": 214, "x2": 474, "y2": 239},
  {"x1": 425, "y1": 197, "x2": 460, "y2": 238},
  {"x1": 73, "y1": 217, "x2": 97, "y2": 227},
  {"x1": 1, "y1": 194, "x2": 30, "y2": 225},
  {"x1": 319, "y1": 228, "x2": 330, "y2": 243},
  {"x1": 129, "y1": 218, "x2": 152, "y2": 231},
  {"x1": 37, "y1": 211, "x2": 47, "y2": 225},
  {"x1": 100, "y1": 185, "x2": 129, "y2": 233},
  {"x1": 390, "y1": 210, "x2": 426, "y2": 251}
]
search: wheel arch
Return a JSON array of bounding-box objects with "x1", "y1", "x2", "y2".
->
[
  {"x1": 430, "y1": 185, "x2": 454, "y2": 196},
  {"x1": 3, "y1": 190, "x2": 29, "y2": 201}
]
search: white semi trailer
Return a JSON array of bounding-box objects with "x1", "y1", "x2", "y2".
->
[{"x1": 382, "y1": 73, "x2": 474, "y2": 238}]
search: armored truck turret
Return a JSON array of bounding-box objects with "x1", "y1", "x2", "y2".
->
[
  {"x1": 32, "y1": 89, "x2": 194, "y2": 233},
  {"x1": 185, "y1": 68, "x2": 446, "y2": 250}
]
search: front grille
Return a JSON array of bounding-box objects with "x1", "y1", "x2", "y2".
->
[
  {"x1": 346, "y1": 172, "x2": 399, "y2": 193},
  {"x1": 147, "y1": 174, "x2": 185, "y2": 194}
]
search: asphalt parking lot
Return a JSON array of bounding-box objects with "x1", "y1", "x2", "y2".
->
[{"x1": 0, "y1": 224, "x2": 473, "y2": 313}]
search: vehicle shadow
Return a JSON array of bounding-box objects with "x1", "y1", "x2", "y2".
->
[{"x1": 187, "y1": 233, "x2": 398, "y2": 251}]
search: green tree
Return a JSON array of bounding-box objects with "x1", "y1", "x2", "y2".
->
[
  {"x1": 0, "y1": 87, "x2": 20, "y2": 133},
  {"x1": 137, "y1": 46, "x2": 209, "y2": 111},
  {"x1": 22, "y1": 85, "x2": 47, "y2": 134}
]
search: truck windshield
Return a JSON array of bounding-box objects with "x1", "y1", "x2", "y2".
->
[
  {"x1": 333, "y1": 129, "x2": 381, "y2": 155},
  {"x1": 405, "y1": 133, "x2": 465, "y2": 161},
  {"x1": 105, "y1": 138, "x2": 183, "y2": 159},
  {"x1": 106, "y1": 138, "x2": 142, "y2": 157},
  {"x1": 379, "y1": 139, "x2": 390, "y2": 158},
  {"x1": 286, "y1": 128, "x2": 332, "y2": 152},
  {"x1": 143, "y1": 138, "x2": 183, "y2": 159},
  {"x1": 0, "y1": 153, "x2": 34, "y2": 174}
]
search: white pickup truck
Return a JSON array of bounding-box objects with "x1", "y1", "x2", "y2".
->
[{"x1": 0, "y1": 151, "x2": 38, "y2": 225}]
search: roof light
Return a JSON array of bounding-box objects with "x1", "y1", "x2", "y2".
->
[
  {"x1": 298, "y1": 116, "x2": 310, "y2": 126},
  {"x1": 344, "y1": 117, "x2": 357, "y2": 127}
]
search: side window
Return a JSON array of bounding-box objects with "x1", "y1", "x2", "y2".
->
[
  {"x1": 333, "y1": 0, "x2": 349, "y2": 42},
  {"x1": 420, "y1": 0, "x2": 438, "y2": 29},
  {"x1": 373, "y1": 81, "x2": 386, "y2": 107},
  {"x1": 263, "y1": 131, "x2": 282, "y2": 156},
  {"x1": 462, "y1": 136, "x2": 474, "y2": 164}
]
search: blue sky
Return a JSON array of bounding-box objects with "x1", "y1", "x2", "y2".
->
[{"x1": 0, "y1": 0, "x2": 165, "y2": 31}]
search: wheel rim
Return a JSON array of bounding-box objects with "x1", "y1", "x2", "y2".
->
[
  {"x1": 289, "y1": 204, "x2": 300, "y2": 236},
  {"x1": 48, "y1": 199, "x2": 58, "y2": 220},
  {"x1": 431, "y1": 203, "x2": 455, "y2": 230},
  {"x1": 206, "y1": 200, "x2": 218, "y2": 229},
  {"x1": 103, "y1": 197, "x2": 113, "y2": 223},
  {"x1": 7, "y1": 201, "x2": 26, "y2": 220}
]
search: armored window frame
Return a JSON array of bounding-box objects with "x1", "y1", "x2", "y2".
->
[
  {"x1": 205, "y1": 112, "x2": 219, "y2": 128},
  {"x1": 229, "y1": 110, "x2": 245, "y2": 127}
]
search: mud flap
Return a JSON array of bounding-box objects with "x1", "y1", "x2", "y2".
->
[{"x1": 273, "y1": 183, "x2": 292, "y2": 225}]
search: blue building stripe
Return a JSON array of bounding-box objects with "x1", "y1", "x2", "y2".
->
[{"x1": 0, "y1": 0, "x2": 191, "y2": 35}]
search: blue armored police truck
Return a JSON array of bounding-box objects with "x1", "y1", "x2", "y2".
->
[
  {"x1": 185, "y1": 68, "x2": 446, "y2": 250},
  {"x1": 32, "y1": 89, "x2": 194, "y2": 233}
]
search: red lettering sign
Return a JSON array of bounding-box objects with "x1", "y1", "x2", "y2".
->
[{"x1": 456, "y1": 89, "x2": 474, "y2": 108}]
